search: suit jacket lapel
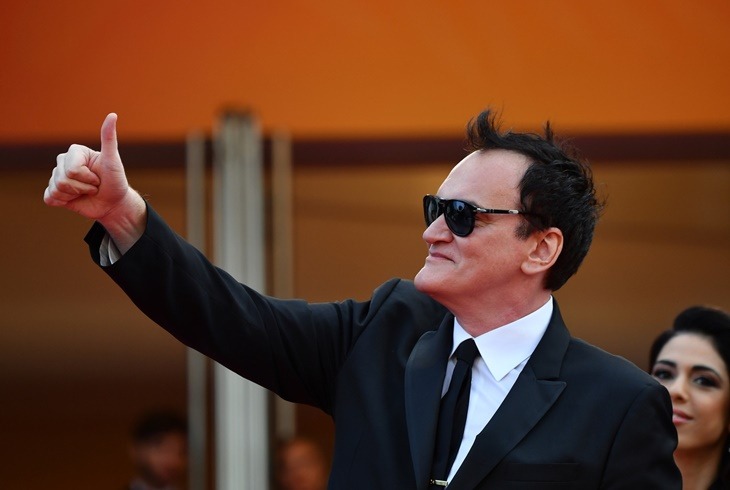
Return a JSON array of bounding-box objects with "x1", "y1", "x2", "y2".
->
[
  {"x1": 405, "y1": 314, "x2": 454, "y2": 490},
  {"x1": 447, "y1": 302, "x2": 571, "y2": 490}
]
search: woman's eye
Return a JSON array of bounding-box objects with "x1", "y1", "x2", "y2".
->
[
  {"x1": 651, "y1": 368, "x2": 673, "y2": 380},
  {"x1": 694, "y1": 376, "x2": 719, "y2": 388}
]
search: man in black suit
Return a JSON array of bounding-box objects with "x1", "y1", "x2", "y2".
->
[{"x1": 44, "y1": 110, "x2": 680, "y2": 489}]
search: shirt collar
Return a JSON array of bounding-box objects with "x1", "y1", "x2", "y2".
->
[{"x1": 452, "y1": 297, "x2": 553, "y2": 381}]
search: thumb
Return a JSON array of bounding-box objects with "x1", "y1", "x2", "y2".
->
[{"x1": 100, "y1": 112, "x2": 119, "y2": 157}]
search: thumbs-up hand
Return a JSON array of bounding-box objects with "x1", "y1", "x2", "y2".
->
[
  {"x1": 44, "y1": 113, "x2": 127, "y2": 219},
  {"x1": 44, "y1": 113, "x2": 146, "y2": 253}
]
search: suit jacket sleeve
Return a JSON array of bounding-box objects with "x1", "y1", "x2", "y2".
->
[{"x1": 84, "y1": 204, "x2": 402, "y2": 414}]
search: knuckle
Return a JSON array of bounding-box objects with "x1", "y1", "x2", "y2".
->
[
  {"x1": 66, "y1": 165, "x2": 82, "y2": 179},
  {"x1": 56, "y1": 180, "x2": 77, "y2": 194}
]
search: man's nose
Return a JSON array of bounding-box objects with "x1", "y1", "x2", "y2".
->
[{"x1": 423, "y1": 214, "x2": 452, "y2": 243}]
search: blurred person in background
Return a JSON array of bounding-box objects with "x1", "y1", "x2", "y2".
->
[
  {"x1": 127, "y1": 410, "x2": 188, "y2": 490},
  {"x1": 650, "y1": 306, "x2": 730, "y2": 490},
  {"x1": 275, "y1": 436, "x2": 329, "y2": 490}
]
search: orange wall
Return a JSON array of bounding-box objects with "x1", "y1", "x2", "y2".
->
[{"x1": 1, "y1": 0, "x2": 729, "y2": 143}]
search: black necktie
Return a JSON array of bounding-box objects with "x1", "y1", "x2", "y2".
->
[{"x1": 431, "y1": 338, "x2": 480, "y2": 487}]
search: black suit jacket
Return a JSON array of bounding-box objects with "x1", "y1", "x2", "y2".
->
[{"x1": 87, "y1": 206, "x2": 680, "y2": 489}]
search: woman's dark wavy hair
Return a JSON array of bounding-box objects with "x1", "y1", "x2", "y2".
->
[
  {"x1": 649, "y1": 305, "x2": 730, "y2": 370},
  {"x1": 649, "y1": 305, "x2": 730, "y2": 486},
  {"x1": 465, "y1": 109, "x2": 604, "y2": 291}
]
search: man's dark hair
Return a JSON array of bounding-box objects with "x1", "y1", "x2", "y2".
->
[
  {"x1": 131, "y1": 410, "x2": 187, "y2": 444},
  {"x1": 466, "y1": 109, "x2": 603, "y2": 290}
]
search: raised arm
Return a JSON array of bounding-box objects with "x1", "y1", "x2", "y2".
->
[{"x1": 43, "y1": 113, "x2": 146, "y2": 253}]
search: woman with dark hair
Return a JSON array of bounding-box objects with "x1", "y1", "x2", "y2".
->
[{"x1": 649, "y1": 306, "x2": 730, "y2": 490}]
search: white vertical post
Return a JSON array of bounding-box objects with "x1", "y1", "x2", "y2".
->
[
  {"x1": 213, "y1": 112, "x2": 269, "y2": 490},
  {"x1": 185, "y1": 131, "x2": 208, "y2": 490},
  {"x1": 270, "y1": 131, "x2": 296, "y2": 440}
]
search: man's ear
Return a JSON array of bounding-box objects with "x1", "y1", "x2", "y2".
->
[{"x1": 521, "y1": 227, "x2": 563, "y2": 276}]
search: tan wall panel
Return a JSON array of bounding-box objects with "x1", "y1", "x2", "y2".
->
[{"x1": 0, "y1": 168, "x2": 188, "y2": 489}]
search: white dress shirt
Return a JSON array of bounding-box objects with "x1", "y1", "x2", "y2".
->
[
  {"x1": 99, "y1": 234, "x2": 122, "y2": 266},
  {"x1": 444, "y1": 298, "x2": 553, "y2": 483}
]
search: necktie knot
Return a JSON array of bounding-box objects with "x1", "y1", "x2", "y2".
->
[{"x1": 454, "y1": 338, "x2": 479, "y2": 365}]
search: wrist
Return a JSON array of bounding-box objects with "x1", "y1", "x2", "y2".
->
[{"x1": 98, "y1": 190, "x2": 147, "y2": 254}]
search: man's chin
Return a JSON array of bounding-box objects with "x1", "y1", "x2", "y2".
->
[{"x1": 414, "y1": 270, "x2": 438, "y2": 296}]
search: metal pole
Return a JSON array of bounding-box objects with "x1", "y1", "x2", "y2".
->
[
  {"x1": 213, "y1": 112, "x2": 269, "y2": 490},
  {"x1": 270, "y1": 130, "x2": 296, "y2": 440},
  {"x1": 185, "y1": 130, "x2": 208, "y2": 490}
]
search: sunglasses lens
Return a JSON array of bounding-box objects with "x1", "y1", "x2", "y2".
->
[
  {"x1": 424, "y1": 195, "x2": 440, "y2": 226},
  {"x1": 445, "y1": 200, "x2": 473, "y2": 236},
  {"x1": 423, "y1": 196, "x2": 474, "y2": 237}
]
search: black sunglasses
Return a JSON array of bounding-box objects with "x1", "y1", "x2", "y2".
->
[{"x1": 423, "y1": 194, "x2": 527, "y2": 237}]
